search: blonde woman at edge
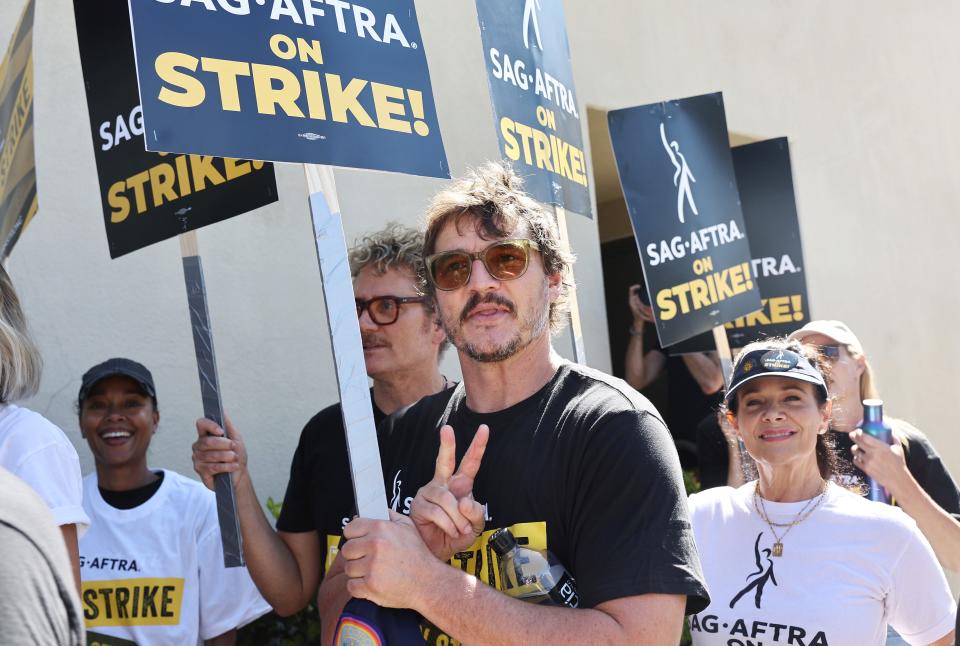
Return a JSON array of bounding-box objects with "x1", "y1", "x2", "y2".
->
[{"x1": 0, "y1": 264, "x2": 88, "y2": 591}]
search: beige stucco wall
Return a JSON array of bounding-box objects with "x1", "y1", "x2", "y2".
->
[{"x1": 0, "y1": 0, "x2": 956, "y2": 548}]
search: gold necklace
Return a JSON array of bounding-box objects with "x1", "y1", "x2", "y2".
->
[{"x1": 752, "y1": 480, "x2": 828, "y2": 557}]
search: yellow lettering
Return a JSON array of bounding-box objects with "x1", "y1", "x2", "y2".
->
[
  {"x1": 768, "y1": 296, "x2": 792, "y2": 323},
  {"x1": 223, "y1": 158, "x2": 252, "y2": 181},
  {"x1": 251, "y1": 63, "x2": 305, "y2": 117},
  {"x1": 371, "y1": 82, "x2": 410, "y2": 133},
  {"x1": 148, "y1": 163, "x2": 178, "y2": 207},
  {"x1": 689, "y1": 279, "x2": 710, "y2": 310},
  {"x1": 500, "y1": 118, "x2": 520, "y2": 161},
  {"x1": 302, "y1": 70, "x2": 327, "y2": 120},
  {"x1": 656, "y1": 288, "x2": 677, "y2": 321},
  {"x1": 199, "y1": 57, "x2": 250, "y2": 112},
  {"x1": 155, "y1": 52, "x2": 205, "y2": 108},
  {"x1": 531, "y1": 128, "x2": 554, "y2": 172},
  {"x1": 325, "y1": 74, "x2": 375, "y2": 127},
  {"x1": 296, "y1": 37, "x2": 323, "y2": 64},
  {"x1": 107, "y1": 181, "x2": 130, "y2": 223},
  {"x1": 127, "y1": 170, "x2": 151, "y2": 215},
  {"x1": 190, "y1": 156, "x2": 226, "y2": 191}
]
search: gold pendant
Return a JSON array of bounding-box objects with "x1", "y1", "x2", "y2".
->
[{"x1": 772, "y1": 542, "x2": 783, "y2": 557}]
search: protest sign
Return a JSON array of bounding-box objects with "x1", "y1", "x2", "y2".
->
[
  {"x1": 475, "y1": 0, "x2": 590, "y2": 216},
  {"x1": 608, "y1": 92, "x2": 761, "y2": 347},
  {"x1": 127, "y1": 0, "x2": 449, "y2": 178},
  {"x1": 74, "y1": 0, "x2": 278, "y2": 258},
  {"x1": 670, "y1": 138, "x2": 810, "y2": 354},
  {"x1": 0, "y1": 0, "x2": 37, "y2": 259},
  {"x1": 475, "y1": 0, "x2": 589, "y2": 361}
]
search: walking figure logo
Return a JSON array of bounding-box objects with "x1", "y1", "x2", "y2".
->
[
  {"x1": 660, "y1": 122, "x2": 698, "y2": 224},
  {"x1": 729, "y1": 532, "x2": 778, "y2": 609},
  {"x1": 522, "y1": 0, "x2": 543, "y2": 50}
]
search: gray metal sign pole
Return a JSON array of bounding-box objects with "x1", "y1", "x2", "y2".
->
[
  {"x1": 180, "y1": 231, "x2": 244, "y2": 567},
  {"x1": 304, "y1": 164, "x2": 389, "y2": 521}
]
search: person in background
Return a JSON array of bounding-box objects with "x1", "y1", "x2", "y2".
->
[
  {"x1": 688, "y1": 338, "x2": 955, "y2": 646},
  {"x1": 788, "y1": 320, "x2": 960, "y2": 573},
  {"x1": 0, "y1": 264, "x2": 88, "y2": 592},
  {"x1": 77, "y1": 358, "x2": 269, "y2": 645},
  {"x1": 192, "y1": 223, "x2": 452, "y2": 642},
  {"x1": 625, "y1": 284, "x2": 723, "y2": 469},
  {"x1": 0, "y1": 467, "x2": 84, "y2": 645}
]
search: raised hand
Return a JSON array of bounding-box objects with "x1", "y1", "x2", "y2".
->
[
  {"x1": 410, "y1": 424, "x2": 489, "y2": 561},
  {"x1": 192, "y1": 416, "x2": 248, "y2": 490}
]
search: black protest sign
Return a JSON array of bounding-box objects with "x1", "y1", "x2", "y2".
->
[
  {"x1": 608, "y1": 93, "x2": 761, "y2": 347},
  {"x1": 73, "y1": 0, "x2": 278, "y2": 258},
  {"x1": 669, "y1": 138, "x2": 810, "y2": 354}
]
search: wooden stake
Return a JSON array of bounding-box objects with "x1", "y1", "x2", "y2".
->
[{"x1": 553, "y1": 205, "x2": 586, "y2": 364}]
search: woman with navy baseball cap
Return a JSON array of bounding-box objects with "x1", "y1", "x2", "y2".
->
[
  {"x1": 76, "y1": 358, "x2": 269, "y2": 645},
  {"x1": 685, "y1": 338, "x2": 955, "y2": 646}
]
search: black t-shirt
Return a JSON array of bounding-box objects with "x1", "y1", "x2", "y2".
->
[
  {"x1": 382, "y1": 362, "x2": 710, "y2": 634},
  {"x1": 276, "y1": 391, "x2": 388, "y2": 572},
  {"x1": 696, "y1": 414, "x2": 960, "y2": 520}
]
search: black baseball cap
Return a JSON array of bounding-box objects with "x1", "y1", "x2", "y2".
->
[
  {"x1": 78, "y1": 358, "x2": 156, "y2": 405},
  {"x1": 725, "y1": 347, "x2": 828, "y2": 405}
]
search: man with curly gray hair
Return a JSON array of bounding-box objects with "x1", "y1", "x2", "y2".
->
[
  {"x1": 192, "y1": 223, "x2": 453, "y2": 620},
  {"x1": 336, "y1": 162, "x2": 710, "y2": 645}
]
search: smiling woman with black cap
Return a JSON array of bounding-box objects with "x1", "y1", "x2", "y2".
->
[
  {"x1": 76, "y1": 358, "x2": 269, "y2": 645},
  {"x1": 685, "y1": 338, "x2": 956, "y2": 646}
]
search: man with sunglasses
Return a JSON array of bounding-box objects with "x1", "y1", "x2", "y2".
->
[
  {"x1": 333, "y1": 163, "x2": 709, "y2": 645},
  {"x1": 191, "y1": 224, "x2": 452, "y2": 621}
]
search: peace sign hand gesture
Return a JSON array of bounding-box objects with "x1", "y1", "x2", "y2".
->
[{"x1": 410, "y1": 424, "x2": 489, "y2": 562}]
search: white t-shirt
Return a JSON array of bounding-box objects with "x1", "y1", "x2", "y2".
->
[
  {"x1": 688, "y1": 482, "x2": 956, "y2": 646},
  {"x1": 0, "y1": 403, "x2": 89, "y2": 532},
  {"x1": 79, "y1": 470, "x2": 270, "y2": 645}
]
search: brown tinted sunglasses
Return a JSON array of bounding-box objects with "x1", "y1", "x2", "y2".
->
[{"x1": 425, "y1": 239, "x2": 540, "y2": 291}]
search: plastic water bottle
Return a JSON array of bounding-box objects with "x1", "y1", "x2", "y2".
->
[
  {"x1": 861, "y1": 399, "x2": 894, "y2": 503},
  {"x1": 489, "y1": 528, "x2": 580, "y2": 608}
]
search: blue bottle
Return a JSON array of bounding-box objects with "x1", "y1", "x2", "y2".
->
[{"x1": 861, "y1": 399, "x2": 894, "y2": 504}]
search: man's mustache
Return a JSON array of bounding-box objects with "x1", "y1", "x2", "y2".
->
[
  {"x1": 362, "y1": 334, "x2": 390, "y2": 348},
  {"x1": 460, "y1": 293, "x2": 516, "y2": 323}
]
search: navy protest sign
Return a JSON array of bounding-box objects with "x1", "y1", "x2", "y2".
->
[
  {"x1": 127, "y1": 0, "x2": 448, "y2": 178},
  {"x1": 670, "y1": 138, "x2": 810, "y2": 353},
  {"x1": 608, "y1": 92, "x2": 761, "y2": 347},
  {"x1": 75, "y1": 0, "x2": 278, "y2": 258},
  {"x1": 0, "y1": 0, "x2": 37, "y2": 259},
  {"x1": 475, "y1": 0, "x2": 590, "y2": 215}
]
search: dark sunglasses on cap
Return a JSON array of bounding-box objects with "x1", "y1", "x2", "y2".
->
[
  {"x1": 425, "y1": 239, "x2": 540, "y2": 291},
  {"x1": 817, "y1": 344, "x2": 842, "y2": 360},
  {"x1": 356, "y1": 296, "x2": 426, "y2": 326}
]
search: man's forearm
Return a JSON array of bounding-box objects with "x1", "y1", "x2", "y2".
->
[
  {"x1": 410, "y1": 560, "x2": 684, "y2": 645},
  {"x1": 318, "y1": 554, "x2": 352, "y2": 644},
  {"x1": 681, "y1": 353, "x2": 723, "y2": 394},
  {"x1": 233, "y1": 476, "x2": 315, "y2": 615}
]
